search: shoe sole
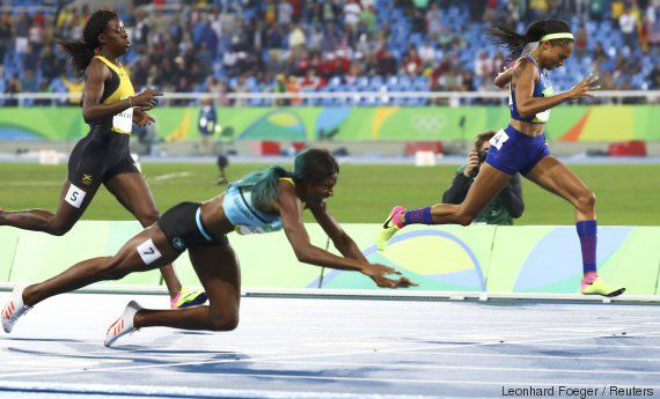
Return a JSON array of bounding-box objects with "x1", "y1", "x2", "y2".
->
[
  {"x1": 606, "y1": 288, "x2": 626, "y2": 297},
  {"x1": 177, "y1": 293, "x2": 208, "y2": 309}
]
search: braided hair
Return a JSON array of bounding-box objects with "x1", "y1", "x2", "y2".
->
[
  {"x1": 486, "y1": 19, "x2": 573, "y2": 60},
  {"x1": 57, "y1": 10, "x2": 118, "y2": 76}
]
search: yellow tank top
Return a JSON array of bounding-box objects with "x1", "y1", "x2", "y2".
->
[{"x1": 94, "y1": 55, "x2": 135, "y2": 134}]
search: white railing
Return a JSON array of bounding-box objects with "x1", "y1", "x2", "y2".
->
[{"x1": 1, "y1": 90, "x2": 659, "y2": 106}]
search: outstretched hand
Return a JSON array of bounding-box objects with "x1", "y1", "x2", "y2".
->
[
  {"x1": 133, "y1": 108, "x2": 155, "y2": 126},
  {"x1": 132, "y1": 88, "x2": 163, "y2": 110},
  {"x1": 569, "y1": 73, "x2": 600, "y2": 99},
  {"x1": 363, "y1": 264, "x2": 418, "y2": 289}
]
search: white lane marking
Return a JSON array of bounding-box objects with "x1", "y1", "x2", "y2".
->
[
  {"x1": 233, "y1": 359, "x2": 660, "y2": 376},
  {"x1": 510, "y1": 342, "x2": 660, "y2": 349},
  {"x1": 408, "y1": 351, "x2": 660, "y2": 363},
  {"x1": 0, "y1": 381, "x2": 436, "y2": 399},
  {"x1": 1, "y1": 330, "x2": 659, "y2": 379},
  {"x1": 12, "y1": 372, "x2": 658, "y2": 390}
]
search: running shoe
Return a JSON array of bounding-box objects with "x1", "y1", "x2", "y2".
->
[
  {"x1": 376, "y1": 206, "x2": 406, "y2": 251},
  {"x1": 581, "y1": 274, "x2": 625, "y2": 297},
  {"x1": 1, "y1": 284, "x2": 31, "y2": 333},
  {"x1": 170, "y1": 287, "x2": 207, "y2": 309},
  {"x1": 104, "y1": 300, "x2": 142, "y2": 347}
]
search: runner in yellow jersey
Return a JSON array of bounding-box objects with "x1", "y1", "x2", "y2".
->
[{"x1": 0, "y1": 10, "x2": 205, "y2": 309}]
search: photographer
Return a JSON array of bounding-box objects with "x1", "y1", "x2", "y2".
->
[{"x1": 442, "y1": 131, "x2": 524, "y2": 225}]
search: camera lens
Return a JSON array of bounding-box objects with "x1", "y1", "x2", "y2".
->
[{"x1": 478, "y1": 149, "x2": 489, "y2": 163}]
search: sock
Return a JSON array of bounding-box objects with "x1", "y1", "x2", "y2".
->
[
  {"x1": 576, "y1": 220, "x2": 597, "y2": 275},
  {"x1": 404, "y1": 207, "x2": 433, "y2": 225}
]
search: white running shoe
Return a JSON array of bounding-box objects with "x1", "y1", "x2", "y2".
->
[
  {"x1": 1, "y1": 284, "x2": 31, "y2": 333},
  {"x1": 104, "y1": 300, "x2": 142, "y2": 347}
]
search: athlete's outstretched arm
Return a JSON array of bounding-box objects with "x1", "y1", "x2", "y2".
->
[
  {"x1": 276, "y1": 182, "x2": 368, "y2": 271},
  {"x1": 308, "y1": 201, "x2": 367, "y2": 263},
  {"x1": 514, "y1": 59, "x2": 598, "y2": 118},
  {"x1": 276, "y1": 182, "x2": 414, "y2": 288}
]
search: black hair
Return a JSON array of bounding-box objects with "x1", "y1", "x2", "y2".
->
[
  {"x1": 292, "y1": 148, "x2": 339, "y2": 185},
  {"x1": 486, "y1": 19, "x2": 573, "y2": 59},
  {"x1": 57, "y1": 10, "x2": 118, "y2": 76},
  {"x1": 233, "y1": 149, "x2": 338, "y2": 213}
]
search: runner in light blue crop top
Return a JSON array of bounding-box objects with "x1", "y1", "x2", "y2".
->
[{"x1": 222, "y1": 177, "x2": 296, "y2": 234}]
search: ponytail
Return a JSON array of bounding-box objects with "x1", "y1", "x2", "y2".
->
[
  {"x1": 58, "y1": 10, "x2": 117, "y2": 76},
  {"x1": 486, "y1": 19, "x2": 572, "y2": 59},
  {"x1": 235, "y1": 166, "x2": 292, "y2": 213}
]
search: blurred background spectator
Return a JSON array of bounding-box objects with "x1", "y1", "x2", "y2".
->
[{"x1": 0, "y1": 0, "x2": 659, "y2": 107}]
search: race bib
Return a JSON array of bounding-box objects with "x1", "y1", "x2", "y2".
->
[
  {"x1": 489, "y1": 130, "x2": 509, "y2": 150},
  {"x1": 112, "y1": 97, "x2": 133, "y2": 133},
  {"x1": 64, "y1": 183, "x2": 86, "y2": 208},
  {"x1": 136, "y1": 238, "x2": 162, "y2": 266}
]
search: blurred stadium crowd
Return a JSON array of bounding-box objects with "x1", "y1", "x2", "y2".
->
[{"x1": 1, "y1": 0, "x2": 660, "y2": 106}]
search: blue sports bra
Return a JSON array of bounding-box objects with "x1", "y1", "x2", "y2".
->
[{"x1": 509, "y1": 56, "x2": 554, "y2": 124}]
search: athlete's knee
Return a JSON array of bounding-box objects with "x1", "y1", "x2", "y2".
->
[
  {"x1": 455, "y1": 210, "x2": 476, "y2": 226},
  {"x1": 208, "y1": 313, "x2": 239, "y2": 331},
  {"x1": 136, "y1": 209, "x2": 160, "y2": 226},
  {"x1": 47, "y1": 220, "x2": 74, "y2": 236},
  {"x1": 576, "y1": 190, "x2": 596, "y2": 212}
]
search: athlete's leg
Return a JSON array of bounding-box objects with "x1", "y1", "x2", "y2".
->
[
  {"x1": 377, "y1": 164, "x2": 512, "y2": 250},
  {"x1": 21, "y1": 224, "x2": 178, "y2": 307},
  {"x1": 0, "y1": 180, "x2": 96, "y2": 236},
  {"x1": 525, "y1": 156, "x2": 624, "y2": 296},
  {"x1": 104, "y1": 172, "x2": 186, "y2": 301},
  {"x1": 133, "y1": 244, "x2": 240, "y2": 331},
  {"x1": 525, "y1": 156, "x2": 595, "y2": 220},
  {"x1": 427, "y1": 164, "x2": 513, "y2": 225}
]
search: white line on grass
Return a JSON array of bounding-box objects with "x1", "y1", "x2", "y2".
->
[{"x1": 148, "y1": 172, "x2": 193, "y2": 182}]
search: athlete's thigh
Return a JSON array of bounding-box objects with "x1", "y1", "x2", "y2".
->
[
  {"x1": 49, "y1": 179, "x2": 99, "y2": 229},
  {"x1": 525, "y1": 156, "x2": 591, "y2": 206},
  {"x1": 188, "y1": 244, "x2": 241, "y2": 314},
  {"x1": 104, "y1": 171, "x2": 159, "y2": 221},
  {"x1": 112, "y1": 224, "x2": 180, "y2": 275},
  {"x1": 461, "y1": 163, "x2": 513, "y2": 215}
]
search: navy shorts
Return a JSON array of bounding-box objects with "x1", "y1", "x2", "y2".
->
[
  {"x1": 67, "y1": 127, "x2": 139, "y2": 191},
  {"x1": 485, "y1": 125, "x2": 550, "y2": 176},
  {"x1": 157, "y1": 202, "x2": 229, "y2": 253}
]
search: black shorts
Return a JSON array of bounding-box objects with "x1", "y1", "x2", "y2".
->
[
  {"x1": 67, "y1": 127, "x2": 139, "y2": 192},
  {"x1": 157, "y1": 202, "x2": 229, "y2": 253}
]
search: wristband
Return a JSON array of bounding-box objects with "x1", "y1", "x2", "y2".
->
[{"x1": 129, "y1": 97, "x2": 133, "y2": 107}]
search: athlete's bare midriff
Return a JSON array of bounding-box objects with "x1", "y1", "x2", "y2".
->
[
  {"x1": 510, "y1": 118, "x2": 546, "y2": 137},
  {"x1": 199, "y1": 193, "x2": 235, "y2": 237}
]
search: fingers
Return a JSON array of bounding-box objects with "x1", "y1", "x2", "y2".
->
[{"x1": 396, "y1": 277, "x2": 418, "y2": 288}]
